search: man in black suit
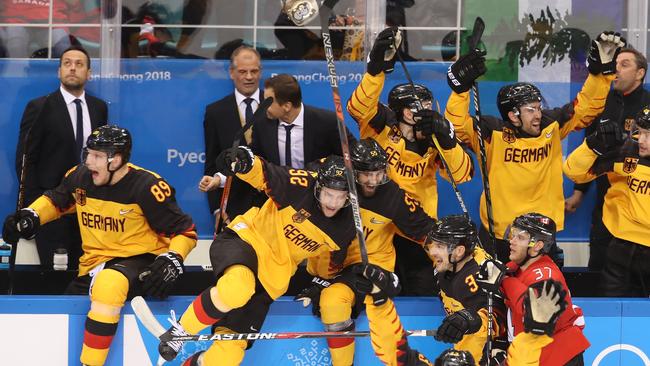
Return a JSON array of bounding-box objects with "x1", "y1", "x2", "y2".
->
[
  {"x1": 198, "y1": 46, "x2": 265, "y2": 226},
  {"x1": 253, "y1": 73, "x2": 350, "y2": 169},
  {"x1": 15, "y1": 46, "x2": 108, "y2": 270}
]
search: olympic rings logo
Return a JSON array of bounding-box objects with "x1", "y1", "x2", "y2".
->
[{"x1": 592, "y1": 344, "x2": 650, "y2": 366}]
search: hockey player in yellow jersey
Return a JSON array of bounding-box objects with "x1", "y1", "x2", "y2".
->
[
  {"x1": 563, "y1": 107, "x2": 650, "y2": 297},
  {"x1": 444, "y1": 31, "x2": 626, "y2": 260},
  {"x1": 434, "y1": 279, "x2": 567, "y2": 366},
  {"x1": 298, "y1": 139, "x2": 435, "y2": 366},
  {"x1": 347, "y1": 27, "x2": 473, "y2": 295},
  {"x1": 2, "y1": 125, "x2": 198, "y2": 366},
  {"x1": 148, "y1": 151, "x2": 356, "y2": 365},
  {"x1": 425, "y1": 215, "x2": 506, "y2": 365}
]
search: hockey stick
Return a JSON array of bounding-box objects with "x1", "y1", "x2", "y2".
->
[
  {"x1": 466, "y1": 17, "x2": 495, "y2": 365},
  {"x1": 7, "y1": 94, "x2": 51, "y2": 294},
  {"x1": 130, "y1": 296, "x2": 437, "y2": 342},
  {"x1": 215, "y1": 97, "x2": 273, "y2": 233},
  {"x1": 319, "y1": 0, "x2": 368, "y2": 265},
  {"x1": 393, "y1": 36, "x2": 470, "y2": 218}
]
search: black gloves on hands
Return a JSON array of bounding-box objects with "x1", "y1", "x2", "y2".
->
[
  {"x1": 294, "y1": 276, "x2": 332, "y2": 317},
  {"x1": 585, "y1": 118, "x2": 624, "y2": 156},
  {"x1": 523, "y1": 279, "x2": 567, "y2": 336},
  {"x1": 413, "y1": 109, "x2": 457, "y2": 150},
  {"x1": 476, "y1": 259, "x2": 507, "y2": 295},
  {"x1": 351, "y1": 263, "x2": 401, "y2": 306},
  {"x1": 367, "y1": 27, "x2": 402, "y2": 76},
  {"x1": 447, "y1": 49, "x2": 487, "y2": 94},
  {"x1": 587, "y1": 31, "x2": 627, "y2": 75},
  {"x1": 435, "y1": 308, "x2": 482, "y2": 344},
  {"x1": 215, "y1": 146, "x2": 255, "y2": 176},
  {"x1": 2, "y1": 208, "x2": 40, "y2": 245},
  {"x1": 141, "y1": 252, "x2": 184, "y2": 299}
]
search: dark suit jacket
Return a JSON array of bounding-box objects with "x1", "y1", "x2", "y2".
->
[
  {"x1": 203, "y1": 91, "x2": 266, "y2": 216},
  {"x1": 16, "y1": 89, "x2": 108, "y2": 206},
  {"x1": 251, "y1": 104, "x2": 353, "y2": 168}
]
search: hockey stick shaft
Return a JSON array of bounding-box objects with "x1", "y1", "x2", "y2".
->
[
  {"x1": 130, "y1": 296, "x2": 436, "y2": 342},
  {"x1": 215, "y1": 97, "x2": 273, "y2": 232},
  {"x1": 394, "y1": 44, "x2": 470, "y2": 217},
  {"x1": 319, "y1": 0, "x2": 368, "y2": 265}
]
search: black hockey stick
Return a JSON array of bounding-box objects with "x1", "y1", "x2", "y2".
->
[
  {"x1": 393, "y1": 34, "x2": 470, "y2": 218},
  {"x1": 319, "y1": 0, "x2": 368, "y2": 265},
  {"x1": 215, "y1": 97, "x2": 273, "y2": 232},
  {"x1": 468, "y1": 17, "x2": 496, "y2": 249},
  {"x1": 7, "y1": 94, "x2": 51, "y2": 294},
  {"x1": 466, "y1": 17, "x2": 496, "y2": 365},
  {"x1": 130, "y1": 296, "x2": 437, "y2": 342}
]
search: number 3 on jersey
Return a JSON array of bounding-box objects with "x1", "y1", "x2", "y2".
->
[
  {"x1": 533, "y1": 266, "x2": 552, "y2": 281},
  {"x1": 150, "y1": 180, "x2": 172, "y2": 202}
]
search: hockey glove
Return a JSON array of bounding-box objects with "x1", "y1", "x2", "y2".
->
[
  {"x1": 2, "y1": 208, "x2": 40, "y2": 245},
  {"x1": 353, "y1": 263, "x2": 401, "y2": 306},
  {"x1": 413, "y1": 110, "x2": 457, "y2": 150},
  {"x1": 294, "y1": 276, "x2": 332, "y2": 317},
  {"x1": 585, "y1": 118, "x2": 624, "y2": 156},
  {"x1": 523, "y1": 279, "x2": 567, "y2": 336},
  {"x1": 476, "y1": 259, "x2": 507, "y2": 295},
  {"x1": 141, "y1": 252, "x2": 185, "y2": 299},
  {"x1": 587, "y1": 31, "x2": 627, "y2": 75},
  {"x1": 367, "y1": 27, "x2": 402, "y2": 76},
  {"x1": 447, "y1": 49, "x2": 487, "y2": 94},
  {"x1": 434, "y1": 308, "x2": 482, "y2": 344},
  {"x1": 215, "y1": 146, "x2": 255, "y2": 176}
]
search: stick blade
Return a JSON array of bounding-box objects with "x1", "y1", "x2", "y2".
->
[
  {"x1": 468, "y1": 17, "x2": 485, "y2": 50},
  {"x1": 130, "y1": 296, "x2": 166, "y2": 338}
]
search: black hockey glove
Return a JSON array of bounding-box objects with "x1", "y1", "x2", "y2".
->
[
  {"x1": 447, "y1": 49, "x2": 487, "y2": 94},
  {"x1": 141, "y1": 252, "x2": 185, "y2": 299},
  {"x1": 215, "y1": 146, "x2": 255, "y2": 176},
  {"x1": 2, "y1": 208, "x2": 40, "y2": 245},
  {"x1": 413, "y1": 110, "x2": 457, "y2": 150},
  {"x1": 367, "y1": 27, "x2": 402, "y2": 76},
  {"x1": 585, "y1": 118, "x2": 624, "y2": 156},
  {"x1": 523, "y1": 279, "x2": 567, "y2": 336},
  {"x1": 476, "y1": 259, "x2": 507, "y2": 295},
  {"x1": 353, "y1": 263, "x2": 401, "y2": 306},
  {"x1": 587, "y1": 31, "x2": 626, "y2": 75},
  {"x1": 294, "y1": 276, "x2": 333, "y2": 317},
  {"x1": 435, "y1": 308, "x2": 482, "y2": 344}
]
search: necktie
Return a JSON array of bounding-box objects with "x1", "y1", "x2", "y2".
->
[
  {"x1": 284, "y1": 124, "x2": 294, "y2": 167},
  {"x1": 73, "y1": 99, "x2": 83, "y2": 161},
  {"x1": 243, "y1": 97, "x2": 254, "y2": 144}
]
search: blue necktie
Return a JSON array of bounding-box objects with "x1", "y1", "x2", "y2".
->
[{"x1": 73, "y1": 99, "x2": 84, "y2": 161}]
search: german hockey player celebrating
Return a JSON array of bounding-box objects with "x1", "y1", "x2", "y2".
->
[
  {"x1": 563, "y1": 108, "x2": 650, "y2": 296},
  {"x1": 2, "y1": 125, "x2": 197, "y2": 366},
  {"x1": 425, "y1": 215, "x2": 506, "y2": 364},
  {"x1": 152, "y1": 152, "x2": 356, "y2": 365},
  {"x1": 476, "y1": 213, "x2": 589, "y2": 365},
  {"x1": 347, "y1": 27, "x2": 474, "y2": 294},
  {"x1": 444, "y1": 31, "x2": 626, "y2": 260},
  {"x1": 435, "y1": 279, "x2": 568, "y2": 366},
  {"x1": 299, "y1": 138, "x2": 435, "y2": 366}
]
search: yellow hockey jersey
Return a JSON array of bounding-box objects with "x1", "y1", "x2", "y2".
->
[
  {"x1": 31, "y1": 164, "x2": 197, "y2": 276},
  {"x1": 563, "y1": 140, "x2": 650, "y2": 247},
  {"x1": 444, "y1": 73, "x2": 613, "y2": 237},
  {"x1": 227, "y1": 157, "x2": 356, "y2": 299},
  {"x1": 347, "y1": 72, "x2": 473, "y2": 218}
]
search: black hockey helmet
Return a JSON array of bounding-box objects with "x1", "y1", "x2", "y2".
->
[
  {"x1": 316, "y1": 155, "x2": 349, "y2": 191},
  {"x1": 635, "y1": 106, "x2": 650, "y2": 130},
  {"x1": 351, "y1": 139, "x2": 388, "y2": 171},
  {"x1": 435, "y1": 348, "x2": 475, "y2": 366},
  {"x1": 506, "y1": 212, "x2": 556, "y2": 253},
  {"x1": 426, "y1": 215, "x2": 478, "y2": 254},
  {"x1": 388, "y1": 83, "x2": 433, "y2": 121},
  {"x1": 497, "y1": 82, "x2": 543, "y2": 121},
  {"x1": 86, "y1": 125, "x2": 132, "y2": 162}
]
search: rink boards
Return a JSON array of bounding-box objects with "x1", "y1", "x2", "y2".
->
[{"x1": 0, "y1": 296, "x2": 648, "y2": 365}]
